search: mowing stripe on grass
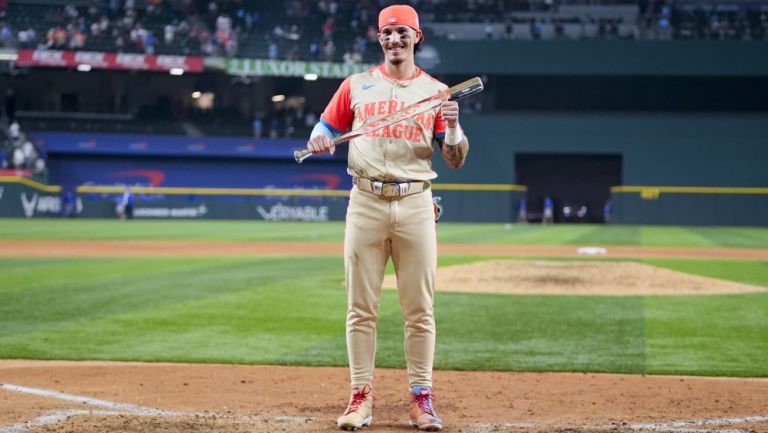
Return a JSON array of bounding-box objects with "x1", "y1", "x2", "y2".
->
[{"x1": 1, "y1": 220, "x2": 768, "y2": 248}]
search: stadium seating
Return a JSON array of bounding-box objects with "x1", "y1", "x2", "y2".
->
[{"x1": 7, "y1": 1, "x2": 765, "y2": 64}]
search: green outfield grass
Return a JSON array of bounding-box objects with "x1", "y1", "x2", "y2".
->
[
  {"x1": 1, "y1": 218, "x2": 768, "y2": 247},
  {"x1": 1, "y1": 250, "x2": 766, "y2": 376}
]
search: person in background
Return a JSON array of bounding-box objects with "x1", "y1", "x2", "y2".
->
[
  {"x1": 517, "y1": 197, "x2": 527, "y2": 223},
  {"x1": 542, "y1": 196, "x2": 554, "y2": 225},
  {"x1": 117, "y1": 187, "x2": 134, "y2": 220},
  {"x1": 603, "y1": 200, "x2": 612, "y2": 224}
]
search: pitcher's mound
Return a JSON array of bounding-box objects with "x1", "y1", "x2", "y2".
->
[{"x1": 383, "y1": 260, "x2": 765, "y2": 296}]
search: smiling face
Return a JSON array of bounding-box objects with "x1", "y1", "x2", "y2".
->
[{"x1": 378, "y1": 24, "x2": 420, "y2": 65}]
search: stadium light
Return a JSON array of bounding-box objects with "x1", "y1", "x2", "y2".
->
[
  {"x1": 192, "y1": 91, "x2": 202, "y2": 99},
  {"x1": 271, "y1": 94, "x2": 286, "y2": 102},
  {"x1": 169, "y1": 68, "x2": 185, "y2": 76},
  {"x1": 77, "y1": 64, "x2": 92, "y2": 72},
  {"x1": 303, "y1": 73, "x2": 319, "y2": 81}
]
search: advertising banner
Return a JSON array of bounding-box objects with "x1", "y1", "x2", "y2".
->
[
  {"x1": 227, "y1": 58, "x2": 375, "y2": 78},
  {"x1": 16, "y1": 50, "x2": 205, "y2": 73},
  {"x1": 78, "y1": 194, "x2": 349, "y2": 221},
  {"x1": 0, "y1": 182, "x2": 79, "y2": 218}
]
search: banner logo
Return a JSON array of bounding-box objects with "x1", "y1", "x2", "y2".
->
[
  {"x1": 133, "y1": 204, "x2": 208, "y2": 218},
  {"x1": 21, "y1": 192, "x2": 38, "y2": 217},
  {"x1": 21, "y1": 193, "x2": 62, "y2": 218},
  {"x1": 227, "y1": 59, "x2": 375, "y2": 79},
  {"x1": 17, "y1": 50, "x2": 204, "y2": 72},
  {"x1": 256, "y1": 203, "x2": 329, "y2": 221}
]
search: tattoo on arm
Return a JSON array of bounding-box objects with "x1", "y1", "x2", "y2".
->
[{"x1": 440, "y1": 136, "x2": 469, "y2": 169}]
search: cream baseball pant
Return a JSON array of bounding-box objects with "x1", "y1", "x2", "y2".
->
[{"x1": 344, "y1": 185, "x2": 437, "y2": 388}]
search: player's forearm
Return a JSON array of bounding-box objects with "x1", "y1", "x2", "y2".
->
[{"x1": 442, "y1": 135, "x2": 468, "y2": 169}]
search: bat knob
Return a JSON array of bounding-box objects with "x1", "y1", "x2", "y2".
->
[{"x1": 294, "y1": 149, "x2": 311, "y2": 164}]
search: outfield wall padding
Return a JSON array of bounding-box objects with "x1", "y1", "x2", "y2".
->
[
  {"x1": 0, "y1": 178, "x2": 67, "y2": 218},
  {"x1": 612, "y1": 189, "x2": 768, "y2": 226}
]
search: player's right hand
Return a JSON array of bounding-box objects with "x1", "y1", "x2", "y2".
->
[{"x1": 307, "y1": 134, "x2": 336, "y2": 155}]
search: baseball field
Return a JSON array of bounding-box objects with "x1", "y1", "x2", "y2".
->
[{"x1": 1, "y1": 219, "x2": 767, "y2": 433}]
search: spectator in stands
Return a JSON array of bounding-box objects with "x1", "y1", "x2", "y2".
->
[
  {"x1": 365, "y1": 24, "x2": 377, "y2": 42},
  {"x1": 21, "y1": 140, "x2": 37, "y2": 168},
  {"x1": 267, "y1": 41, "x2": 278, "y2": 59},
  {"x1": 484, "y1": 19, "x2": 493, "y2": 39},
  {"x1": 354, "y1": 36, "x2": 366, "y2": 56},
  {"x1": 322, "y1": 39, "x2": 335, "y2": 61},
  {"x1": 343, "y1": 49, "x2": 355, "y2": 64},
  {"x1": 0, "y1": 22, "x2": 11, "y2": 48},
  {"x1": 164, "y1": 21, "x2": 175, "y2": 44},
  {"x1": 70, "y1": 28, "x2": 87, "y2": 49},
  {"x1": 8, "y1": 120, "x2": 19, "y2": 142},
  {"x1": 322, "y1": 17, "x2": 335, "y2": 40},
  {"x1": 17, "y1": 27, "x2": 35, "y2": 48},
  {"x1": 32, "y1": 156, "x2": 46, "y2": 177},
  {"x1": 309, "y1": 40, "x2": 319, "y2": 59},
  {"x1": 252, "y1": 116, "x2": 262, "y2": 139},
  {"x1": 530, "y1": 18, "x2": 543, "y2": 39},
  {"x1": 47, "y1": 26, "x2": 68, "y2": 48},
  {"x1": 11, "y1": 147, "x2": 24, "y2": 168}
]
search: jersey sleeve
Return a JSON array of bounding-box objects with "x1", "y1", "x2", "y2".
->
[{"x1": 320, "y1": 76, "x2": 354, "y2": 133}]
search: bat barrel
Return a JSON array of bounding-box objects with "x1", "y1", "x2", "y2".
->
[{"x1": 448, "y1": 76, "x2": 484, "y2": 101}]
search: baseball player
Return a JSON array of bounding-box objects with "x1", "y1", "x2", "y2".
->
[{"x1": 305, "y1": 4, "x2": 470, "y2": 431}]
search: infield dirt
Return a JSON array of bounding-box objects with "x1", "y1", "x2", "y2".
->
[{"x1": 2, "y1": 361, "x2": 767, "y2": 433}]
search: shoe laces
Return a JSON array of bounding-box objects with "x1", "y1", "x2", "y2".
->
[
  {"x1": 344, "y1": 384, "x2": 371, "y2": 415},
  {"x1": 413, "y1": 391, "x2": 437, "y2": 416}
]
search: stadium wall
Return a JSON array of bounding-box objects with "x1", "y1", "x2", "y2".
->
[
  {"x1": 9, "y1": 112, "x2": 767, "y2": 225},
  {"x1": 446, "y1": 113, "x2": 768, "y2": 226}
]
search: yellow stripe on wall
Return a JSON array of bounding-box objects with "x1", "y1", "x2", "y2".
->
[
  {"x1": 76, "y1": 185, "x2": 351, "y2": 197},
  {"x1": 1, "y1": 176, "x2": 526, "y2": 196},
  {"x1": 612, "y1": 186, "x2": 768, "y2": 195},
  {"x1": 434, "y1": 183, "x2": 527, "y2": 192},
  {"x1": 77, "y1": 183, "x2": 527, "y2": 196},
  {"x1": 0, "y1": 176, "x2": 62, "y2": 193}
]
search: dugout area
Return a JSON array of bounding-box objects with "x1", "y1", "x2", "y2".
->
[{"x1": 515, "y1": 153, "x2": 622, "y2": 223}]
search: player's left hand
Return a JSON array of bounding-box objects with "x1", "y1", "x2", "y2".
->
[{"x1": 440, "y1": 100, "x2": 459, "y2": 128}]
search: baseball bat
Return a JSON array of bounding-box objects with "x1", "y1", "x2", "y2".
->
[{"x1": 294, "y1": 76, "x2": 484, "y2": 164}]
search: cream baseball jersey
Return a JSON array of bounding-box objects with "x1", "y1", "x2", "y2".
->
[{"x1": 320, "y1": 65, "x2": 448, "y2": 182}]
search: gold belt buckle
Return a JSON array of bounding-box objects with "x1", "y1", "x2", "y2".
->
[{"x1": 382, "y1": 183, "x2": 401, "y2": 198}]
